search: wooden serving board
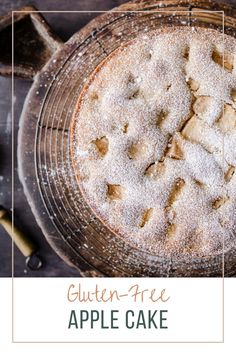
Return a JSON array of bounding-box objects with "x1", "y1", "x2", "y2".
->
[{"x1": 18, "y1": 0, "x2": 236, "y2": 277}]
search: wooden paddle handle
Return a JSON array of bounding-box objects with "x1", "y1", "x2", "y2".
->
[
  {"x1": 0, "y1": 206, "x2": 36, "y2": 257},
  {"x1": 0, "y1": 6, "x2": 63, "y2": 79}
]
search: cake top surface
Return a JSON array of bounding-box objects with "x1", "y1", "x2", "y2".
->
[{"x1": 71, "y1": 27, "x2": 236, "y2": 259}]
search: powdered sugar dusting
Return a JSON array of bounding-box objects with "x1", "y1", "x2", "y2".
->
[{"x1": 71, "y1": 27, "x2": 236, "y2": 259}]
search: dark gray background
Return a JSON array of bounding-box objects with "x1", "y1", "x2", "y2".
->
[{"x1": 0, "y1": 0, "x2": 234, "y2": 277}]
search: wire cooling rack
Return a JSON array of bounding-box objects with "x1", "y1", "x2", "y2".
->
[{"x1": 30, "y1": 6, "x2": 236, "y2": 276}]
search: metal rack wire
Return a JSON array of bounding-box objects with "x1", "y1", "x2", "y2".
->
[{"x1": 34, "y1": 8, "x2": 235, "y2": 276}]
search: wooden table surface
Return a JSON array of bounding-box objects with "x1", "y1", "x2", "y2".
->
[{"x1": 0, "y1": 0, "x2": 235, "y2": 277}]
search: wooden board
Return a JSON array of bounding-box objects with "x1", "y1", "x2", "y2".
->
[{"x1": 18, "y1": 0, "x2": 236, "y2": 277}]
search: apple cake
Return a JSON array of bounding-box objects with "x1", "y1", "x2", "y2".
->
[{"x1": 70, "y1": 27, "x2": 236, "y2": 259}]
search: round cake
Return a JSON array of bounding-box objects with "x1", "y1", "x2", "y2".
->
[{"x1": 71, "y1": 27, "x2": 236, "y2": 260}]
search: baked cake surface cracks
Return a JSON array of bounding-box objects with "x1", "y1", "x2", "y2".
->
[{"x1": 71, "y1": 27, "x2": 236, "y2": 259}]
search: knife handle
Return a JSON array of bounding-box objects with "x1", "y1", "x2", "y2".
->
[{"x1": 0, "y1": 206, "x2": 36, "y2": 257}]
